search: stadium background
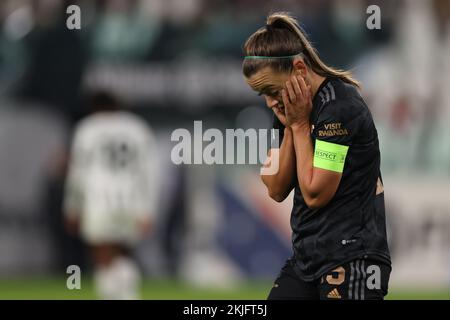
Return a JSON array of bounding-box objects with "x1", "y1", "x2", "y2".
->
[{"x1": 0, "y1": 0, "x2": 450, "y2": 299}]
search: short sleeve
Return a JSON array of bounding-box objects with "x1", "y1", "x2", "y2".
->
[
  {"x1": 314, "y1": 102, "x2": 360, "y2": 146},
  {"x1": 313, "y1": 102, "x2": 361, "y2": 172}
]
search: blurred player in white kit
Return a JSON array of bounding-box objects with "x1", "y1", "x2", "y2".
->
[{"x1": 64, "y1": 92, "x2": 159, "y2": 299}]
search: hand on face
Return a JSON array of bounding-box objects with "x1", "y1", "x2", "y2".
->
[
  {"x1": 282, "y1": 73, "x2": 313, "y2": 128},
  {"x1": 272, "y1": 103, "x2": 288, "y2": 126}
]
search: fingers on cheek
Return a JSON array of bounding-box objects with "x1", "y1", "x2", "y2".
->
[
  {"x1": 285, "y1": 82, "x2": 294, "y2": 99},
  {"x1": 293, "y1": 76, "x2": 301, "y2": 94},
  {"x1": 281, "y1": 89, "x2": 289, "y2": 106}
]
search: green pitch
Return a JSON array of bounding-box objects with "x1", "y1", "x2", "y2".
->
[{"x1": 0, "y1": 277, "x2": 449, "y2": 300}]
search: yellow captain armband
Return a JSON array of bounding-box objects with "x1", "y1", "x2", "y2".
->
[{"x1": 313, "y1": 140, "x2": 349, "y2": 173}]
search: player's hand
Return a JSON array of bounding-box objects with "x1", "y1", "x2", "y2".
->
[
  {"x1": 282, "y1": 73, "x2": 313, "y2": 129},
  {"x1": 273, "y1": 104, "x2": 288, "y2": 127}
]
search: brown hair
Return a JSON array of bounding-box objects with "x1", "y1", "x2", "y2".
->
[{"x1": 243, "y1": 12, "x2": 360, "y2": 88}]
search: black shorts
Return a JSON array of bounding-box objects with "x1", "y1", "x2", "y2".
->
[{"x1": 268, "y1": 257, "x2": 391, "y2": 300}]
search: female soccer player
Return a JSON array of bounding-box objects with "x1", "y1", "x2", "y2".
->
[{"x1": 243, "y1": 12, "x2": 391, "y2": 300}]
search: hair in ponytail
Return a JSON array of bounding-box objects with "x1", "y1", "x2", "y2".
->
[{"x1": 243, "y1": 12, "x2": 360, "y2": 88}]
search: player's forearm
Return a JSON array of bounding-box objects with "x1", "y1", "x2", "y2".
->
[
  {"x1": 261, "y1": 128, "x2": 296, "y2": 202},
  {"x1": 291, "y1": 124, "x2": 323, "y2": 207}
]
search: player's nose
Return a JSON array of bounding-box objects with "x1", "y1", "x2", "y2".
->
[{"x1": 264, "y1": 95, "x2": 279, "y2": 109}]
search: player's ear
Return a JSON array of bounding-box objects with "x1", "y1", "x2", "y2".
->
[{"x1": 292, "y1": 58, "x2": 308, "y2": 78}]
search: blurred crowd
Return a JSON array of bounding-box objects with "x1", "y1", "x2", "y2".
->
[{"x1": 0, "y1": 0, "x2": 398, "y2": 120}]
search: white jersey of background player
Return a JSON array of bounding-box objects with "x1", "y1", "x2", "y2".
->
[{"x1": 64, "y1": 92, "x2": 159, "y2": 300}]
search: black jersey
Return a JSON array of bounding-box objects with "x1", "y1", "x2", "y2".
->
[{"x1": 272, "y1": 77, "x2": 391, "y2": 281}]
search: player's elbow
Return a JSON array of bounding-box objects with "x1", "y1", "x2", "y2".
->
[
  {"x1": 262, "y1": 176, "x2": 288, "y2": 202},
  {"x1": 266, "y1": 184, "x2": 289, "y2": 202},
  {"x1": 268, "y1": 189, "x2": 288, "y2": 203},
  {"x1": 304, "y1": 194, "x2": 331, "y2": 210},
  {"x1": 304, "y1": 197, "x2": 324, "y2": 210}
]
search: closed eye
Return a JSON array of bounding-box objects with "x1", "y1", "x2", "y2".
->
[
  {"x1": 266, "y1": 91, "x2": 279, "y2": 98},
  {"x1": 258, "y1": 90, "x2": 279, "y2": 97}
]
